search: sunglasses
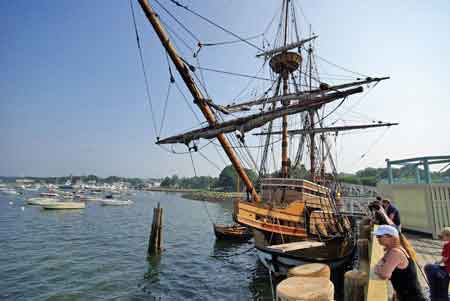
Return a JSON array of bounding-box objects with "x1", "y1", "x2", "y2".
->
[{"x1": 376, "y1": 234, "x2": 391, "y2": 238}]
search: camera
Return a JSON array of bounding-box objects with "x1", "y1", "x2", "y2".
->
[{"x1": 368, "y1": 202, "x2": 381, "y2": 211}]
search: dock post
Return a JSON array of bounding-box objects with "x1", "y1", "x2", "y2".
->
[
  {"x1": 148, "y1": 202, "x2": 163, "y2": 256},
  {"x1": 357, "y1": 238, "x2": 369, "y2": 274},
  {"x1": 344, "y1": 270, "x2": 368, "y2": 301}
]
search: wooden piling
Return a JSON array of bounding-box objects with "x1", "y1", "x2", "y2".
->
[
  {"x1": 344, "y1": 270, "x2": 368, "y2": 301},
  {"x1": 359, "y1": 224, "x2": 372, "y2": 240},
  {"x1": 276, "y1": 276, "x2": 334, "y2": 301},
  {"x1": 148, "y1": 202, "x2": 163, "y2": 256},
  {"x1": 287, "y1": 263, "x2": 331, "y2": 279},
  {"x1": 357, "y1": 238, "x2": 369, "y2": 274}
]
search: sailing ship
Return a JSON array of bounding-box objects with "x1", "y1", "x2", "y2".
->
[{"x1": 135, "y1": 0, "x2": 397, "y2": 275}]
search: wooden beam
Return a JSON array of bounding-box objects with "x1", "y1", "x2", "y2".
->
[
  {"x1": 157, "y1": 87, "x2": 363, "y2": 144},
  {"x1": 253, "y1": 122, "x2": 399, "y2": 136}
]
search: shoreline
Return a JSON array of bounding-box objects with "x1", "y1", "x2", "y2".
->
[
  {"x1": 145, "y1": 187, "x2": 245, "y2": 202},
  {"x1": 181, "y1": 191, "x2": 245, "y2": 202}
]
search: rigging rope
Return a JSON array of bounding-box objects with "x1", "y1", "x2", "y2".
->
[
  {"x1": 129, "y1": 0, "x2": 158, "y2": 137},
  {"x1": 200, "y1": 33, "x2": 263, "y2": 47},
  {"x1": 153, "y1": 0, "x2": 200, "y2": 43},
  {"x1": 159, "y1": 17, "x2": 194, "y2": 52},
  {"x1": 159, "y1": 77, "x2": 173, "y2": 138},
  {"x1": 198, "y1": 150, "x2": 222, "y2": 172},
  {"x1": 174, "y1": 81, "x2": 202, "y2": 123},
  {"x1": 188, "y1": 150, "x2": 215, "y2": 225},
  {"x1": 167, "y1": 0, "x2": 264, "y2": 52},
  {"x1": 196, "y1": 66, "x2": 275, "y2": 82},
  {"x1": 350, "y1": 127, "x2": 391, "y2": 167},
  {"x1": 313, "y1": 52, "x2": 369, "y2": 78}
]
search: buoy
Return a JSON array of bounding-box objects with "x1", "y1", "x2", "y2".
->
[
  {"x1": 9, "y1": 201, "x2": 13, "y2": 205},
  {"x1": 344, "y1": 270, "x2": 368, "y2": 301},
  {"x1": 276, "y1": 276, "x2": 334, "y2": 301},
  {"x1": 287, "y1": 263, "x2": 331, "y2": 279}
]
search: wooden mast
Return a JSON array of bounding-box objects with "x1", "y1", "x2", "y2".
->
[
  {"x1": 281, "y1": 0, "x2": 290, "y2": 178},
  {"x1": 137, "y1": 0, "x2": 260, "y2": 202},
  {"x1": 308, "y1": 43, "x2": 316, "y2": 182}
]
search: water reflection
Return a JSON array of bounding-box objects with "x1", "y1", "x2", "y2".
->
[{"x1": 144, "y1": 255, "x2": 161, "y2": 283}]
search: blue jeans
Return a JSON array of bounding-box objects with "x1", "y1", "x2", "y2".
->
[{"x1": 424, "y1": 263, "x2": 449, "y2": 301}]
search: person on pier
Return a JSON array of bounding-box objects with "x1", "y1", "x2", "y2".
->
[
  {"x1": 424, "y1": 227, "x2": 450, "y2": 301},
  {"x1": 374, "y1": 225, "x2": 426, "y2": 301},
  {"x1": 382, "y1": 198, "x2": 402, "y2": 232}
]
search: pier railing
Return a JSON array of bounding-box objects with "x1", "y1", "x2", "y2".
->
[
  {"x1": 342, "y1": 196, "x2": 372, "y2": 216},
  {"x1": 378, "y1": 183, "x2": 450, "y2": 238}
]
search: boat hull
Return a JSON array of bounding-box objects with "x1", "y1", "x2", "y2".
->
[
  {"x1": 42, "y1": 202, "x2": 85, "y2": 209},
  {"x1": 100, "y1": 200, "x2": 133, "y2": 206},
  {"x1": 27, "y1": 197, "x2": 58, "y2": 206},
  {"x1": 253, "y1": 228, "x2": 355, "y2": 275}
]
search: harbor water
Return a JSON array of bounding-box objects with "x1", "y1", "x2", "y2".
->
[{"x1": 0, "y1": 191, "x2": 273, "y2": 300}]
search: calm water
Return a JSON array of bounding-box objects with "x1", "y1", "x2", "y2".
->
[{"x1": 0, "y1": 191, "x2": 273, "y2": 300}]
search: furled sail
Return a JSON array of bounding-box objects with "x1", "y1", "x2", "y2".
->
[
  {"x1": 253, "y1": 122, "x2": 399, "y2": 136},
  {"x1": 156, "y1": 86, "x2": 363, "y2": 145},
  {"x1": 223, "y1": 77, "x2": 389, "y2": 113}
]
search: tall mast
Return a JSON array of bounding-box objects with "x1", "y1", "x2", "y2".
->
[
  {"x1": 281, "y1": 0, "x2": 290, "y2": 178},
  {"x1": 266, "y1": 0, "x2": 302, "y2": 178},
  {"x1": 137, "y1": 0, "x2": 260, "y2": 202},
  {"x1": 308, "y1": 40, "x2": 316, "y2": 181}
]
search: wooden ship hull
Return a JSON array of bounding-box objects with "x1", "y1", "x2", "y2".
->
[{"x1": 234, "y1": 178, "x2": 355, "y2": 274}]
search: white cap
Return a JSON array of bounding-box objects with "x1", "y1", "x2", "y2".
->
[{"x1": 374, "y1": 225, "x2": 399, "y2": 237}]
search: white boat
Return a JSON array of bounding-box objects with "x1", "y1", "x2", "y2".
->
[
  {"x1": 40, "y1": 192, "x2": 59, "y2": 197},
  {"x1": 100, "y1": 199, "x2": 133, "y2": 206},
  {"x1": 1, "y1": 189, "x2": 20, "y2": 195},
  {"x1": 26, "y1": 197, "x2": 58, "y2": 206},
  {"x1": 42, "y1": 202, "x2": 85, "y2": 210},
  {"x1": 83, "y1": 196, "x2": 102, "y2": 201}
]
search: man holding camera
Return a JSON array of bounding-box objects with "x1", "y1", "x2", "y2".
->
[
  {"x1": 369, "y1": 196, "x2": 402, "y2": 232},
  {"x1": 382, "y1": 198, "x2": 402, "y2": 232}
]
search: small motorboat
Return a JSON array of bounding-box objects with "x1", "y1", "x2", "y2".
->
[
  {"x1": 26, "y1": 197, "x2": 58, "y2": 206},
  {"x1": 42, "y1": 202, "x2": 85, "y2": 210},
  {"x1": 100, "y1": 199, "x2": 133, "y2": 206},
  {"x1": 213, "y1": 224, "x2": 252, "y2": 241}
]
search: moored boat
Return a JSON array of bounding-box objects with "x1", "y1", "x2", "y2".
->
[
  {"x1": 100, "y1": 199, "x2": 133, "y2": 206},
  {"x1": 213, "y1": 224, "x2": 252, "y2": 241},
  {"x1": 42, "y1": 202, "x2": 85, "y2": 210},
  {"x1": 26, "y1": 197, "x2": 58, "y2": 206}
]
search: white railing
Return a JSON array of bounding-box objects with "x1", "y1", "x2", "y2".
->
[{"x1": 428, "y1": 184, "x2": 450, "y2": 238}]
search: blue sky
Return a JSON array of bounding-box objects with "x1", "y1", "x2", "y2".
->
[{"x1": 1, "y1": 1, "x2": 449, "y2": 178}]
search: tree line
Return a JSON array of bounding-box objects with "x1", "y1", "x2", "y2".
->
[{"x1": 160, "y1": 164, "x2": 450, "y2": 190}]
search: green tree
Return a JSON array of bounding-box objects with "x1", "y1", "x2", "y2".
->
[{"x1": 216, "y1": 165, "x2": 257, "y2": 192}]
